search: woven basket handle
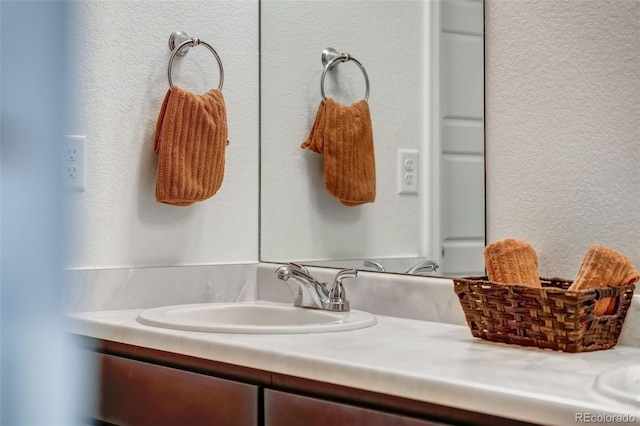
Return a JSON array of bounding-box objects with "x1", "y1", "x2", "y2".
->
[{"x1": 593, "y1": 287, "x2": 619, "y2": 299}]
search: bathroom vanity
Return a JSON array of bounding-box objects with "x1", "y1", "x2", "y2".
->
[
  {"x1": 69, "y1": 305, "x2": 639, "y2": 426},
  {"x1": 77, "y1": 337, "x2": 510, "y2": 426},
  {"x1": 64, "y1": 264, "x2": 640, "y2": 426}
]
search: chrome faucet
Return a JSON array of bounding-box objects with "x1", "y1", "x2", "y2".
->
[
  {"x1": 406, "y1": 260, "x2": 440, "y2": 275},
  {"x1": 275, "y1": 263, "x2": 357, "y2": 312}
]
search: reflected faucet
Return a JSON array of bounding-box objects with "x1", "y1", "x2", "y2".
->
[
  {"x1": 364, "y1": 260, "x2": 386, "y2": 272},
  {"x1": 275, "y1": 263, "x2": 357, "y2": 312},
  {"x1": 406, "y1": 260, "x2": 440, "y2": 275}
]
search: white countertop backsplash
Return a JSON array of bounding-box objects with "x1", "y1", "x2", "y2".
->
[
  {"x1": 65, "y1": 262, "x2": 640, "y2": 425},
  {"x1": 65, "y1": 263, "x2": 258, "y2": 312}
]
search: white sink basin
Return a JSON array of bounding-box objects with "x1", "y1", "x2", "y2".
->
[
  {"x1": 593, "y1": 365, "x2": 640, "y2": 407},
  {"x1": 136, "y1": 301, "x2": 377, "y2": 334}
]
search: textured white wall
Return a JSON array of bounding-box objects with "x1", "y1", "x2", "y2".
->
[
  {"x1": 485, "y1": 0, "x2": 640, "y2": 278},
  {"x1": 65, "y1": 1, "x2": 259, "y2": 269},
  {"x1": 260, "y1": 1, "x2": 430, "y2": 263}
]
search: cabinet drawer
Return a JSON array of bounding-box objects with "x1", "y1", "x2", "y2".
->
[
  {"x1": 89, "y1": 352, "x2": 258, "y2": 426},
  {"x1": 264, "y1": 389, "x2": 449, "y2": 426}
]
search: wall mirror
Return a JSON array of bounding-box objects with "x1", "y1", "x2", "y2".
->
[{"x1": 260, "y1": 0, "x2": 485, "y2": 277}]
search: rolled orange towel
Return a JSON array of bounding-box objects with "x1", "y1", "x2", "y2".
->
[
  {"x1": 601, "y1": 265, "x2": 640, "y2": 314},
  {"x1": 302, "y1": 98, "x2": 376, "y2": 206},
  {"x1": 154, "y1": 86, "x2": 229, "y2": 206},
  {"x1": 484, "y1": 238, "x2": 541, "y2": 287},
  {"x1": 568, "y1": 244, "x2": 639, "y2": 316}
]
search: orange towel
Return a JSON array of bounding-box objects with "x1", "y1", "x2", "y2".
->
[
  {"x1": 568, "y1": 244, "x2": 639, "y2": 315},
  {"x1": 154, "y1": 86, "x2": 229, "y2": 206},
  {"x1": 483, "y1": 238, "x2": 542, "y2": 287},
  {"x1": 302, "y1": 98, "x2": 376, "y2": 206}
]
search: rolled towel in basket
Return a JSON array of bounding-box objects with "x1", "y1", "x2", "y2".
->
[
  {"x1": 302, "y1": 98, "x2": 376, "y2": 206},
  {"x1": 568, "y1": 244, "x2": 639, "y2": 315},
  {"x1": 154, "y1": 86, "x2": 229, "y2": 206},
  {"x1": 483, "y1": 238, "x2": 541, "y2": 287}
]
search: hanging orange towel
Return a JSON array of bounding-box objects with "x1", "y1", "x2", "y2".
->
[
  {"x1": 154, "y1": 86, "x2": 229, "y2": 206},
  {"x1": 302, "y1": 98, "x2": 376, "y2": 206}
]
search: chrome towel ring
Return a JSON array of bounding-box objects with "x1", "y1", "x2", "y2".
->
[
  {"x1": 167, "y1": 31, "x2": 224, "y2": 90},
  {"x1": 320, "y1": 47, "x2": 370, "y2": 102}
]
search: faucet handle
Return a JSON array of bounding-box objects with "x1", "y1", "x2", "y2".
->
[
  {"x1": 333, "y1": 268, "x2": 358, "y2": 288},
  {"x1": 364, "y1": 260, "x2": 385, "y2": 272},
  {"x1": 406, "y1": 260, "x2": 440, "y2": 275},
  {"x1": 324, "y1": 268, "x2": 357, "y2": 312}
]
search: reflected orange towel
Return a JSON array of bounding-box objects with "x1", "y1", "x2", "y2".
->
[
  {"x1": 154, "y1": 86, "x2": 229, "y2": 206},
  {"x1": 302, "y1": 98, "x2": 376, "y2": 206}
]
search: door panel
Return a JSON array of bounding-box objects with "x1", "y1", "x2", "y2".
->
[{"x1": 438, "y1": 0, "x2": 485, "y2": 277}]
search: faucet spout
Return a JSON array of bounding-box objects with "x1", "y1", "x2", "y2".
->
[{"x1": 275, "y1": 264, "x2": 329, "y2": 309}]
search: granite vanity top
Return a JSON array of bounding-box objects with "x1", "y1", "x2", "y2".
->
[{"x1": 67, "y1": 306, "x2": 640, "y2": 426}]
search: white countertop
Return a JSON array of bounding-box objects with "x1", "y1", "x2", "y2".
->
[{"x1": 68, "y1": 304, "x2": 640, "y2": 426}]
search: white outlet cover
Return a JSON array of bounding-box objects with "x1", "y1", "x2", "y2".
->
[
  {"x1": 398, "y1": 148, "x2": 419, "y2": 195},
  {"x1": 65, "y1": 135, "x2": 86, "y2": 191}
]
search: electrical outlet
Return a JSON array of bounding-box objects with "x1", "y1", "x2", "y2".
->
[
  {"x1": 67, "y1": 165, "x2": 79, "y2": 179},
  {"x1": 66, "y1": 146, "x2": 78, "y2": 161},
  {"x1": 398, "y1": 149, "x2": 419, "y2": 195},
  {"x1": 65, "y1": 135, "x2": 86, "y2": 191}
]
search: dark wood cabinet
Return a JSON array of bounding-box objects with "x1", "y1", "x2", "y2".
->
[
  {"x1": 88, "y1": 352, "x2": 258, "y2": 426},
  {"x1": 77, "y1": 336, "x2": 536, "y2": 426},
  {"x1": 264, "y1": 389, "x2": 448, "y2": 426}
]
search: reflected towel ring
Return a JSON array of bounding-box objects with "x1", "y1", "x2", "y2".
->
[
  {"x1": 320, "y1": 47, "x2": 369, "y2": 102},
  {"x1": 167, "y1": 31, "x2": 224, "y2": 90}
]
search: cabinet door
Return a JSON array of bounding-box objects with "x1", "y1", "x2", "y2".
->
[
  {"x1": 264, "y1": 389, "x2": 449, "y2": 426},
  {"x1": 89, "y1": 352, "x2": 258, "y2": 426}
]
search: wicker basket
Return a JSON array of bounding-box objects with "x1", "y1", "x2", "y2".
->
[{"x1": 453, "y1": 277, "x2": 636, "y2": 352}]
